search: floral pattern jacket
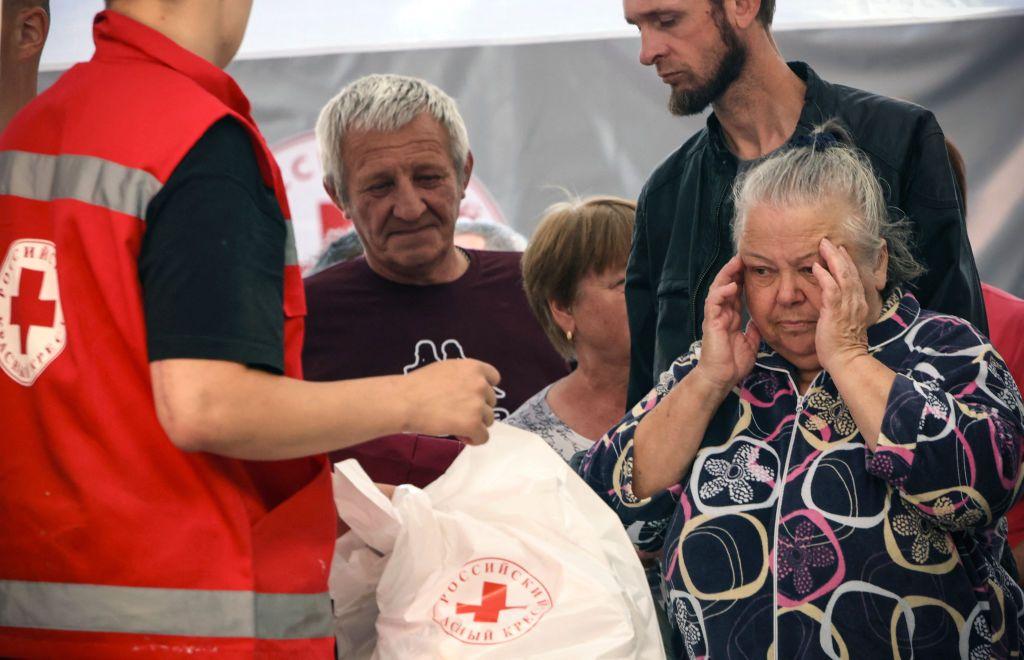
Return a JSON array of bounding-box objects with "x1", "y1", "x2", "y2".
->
[{"x1": 579, "y1": 292, "x2": 1024, "y2": 658}]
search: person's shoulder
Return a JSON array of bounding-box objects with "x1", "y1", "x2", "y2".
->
[
  {"x1": 821, "y1": 79, "x2": 941, "y2": 167},
  {"x1": 505, "y1": 387, "x2": 548, "y2": 426},
  {"x1": 842, "y1": 86, "x2": 933, "y2": 127},
  {"x1": 910, "y1": 306, "x2": 989, "y2": 352},
  {"x1": 982, "y1": 283, "x2": 1024, "y2": 338},
  {"x1": 303, "y1": 257, "x2": 370, "y2": 299},
  {"x1": 172, "y1": 116, "x2": 260, "y2": 180},
  {"x1": 983, "y1": 282, "x2": 1024, "y2": 311},
  {"x1": 642, "y1": 129, "x2": 711, "y2": 198},
  {"x1": 469, "y1": 249, "x2": 525, "y2": 282}
]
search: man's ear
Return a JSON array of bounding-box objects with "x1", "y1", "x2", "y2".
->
[
  {"x1": 460, "y1": 150, "x2": 475, "y2": 199},
  {"x1": 323, "y1": 177, "x2": 344, "y2": 211},
  {"x1": 727, "y1": 0, "x2": 761, "y2": 31},
  {"x1": 17, "y1": 7, "x2": 50, "y2": 61}
]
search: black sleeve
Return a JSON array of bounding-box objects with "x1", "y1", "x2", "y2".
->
[
  {"x1": 139, "y1": 116, "x2": 286, "y2": 374},
  {"x1": 626, "y1": 192, "x2": 656, "y2": 408}
]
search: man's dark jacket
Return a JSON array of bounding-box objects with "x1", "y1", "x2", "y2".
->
[{"x1": 626, "y1": 61, "x2": 987, "y2": 406}]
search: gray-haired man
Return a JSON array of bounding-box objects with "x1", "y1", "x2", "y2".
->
[{"x1": 303, "y1": 74, "x2": 567, "y2": 486}]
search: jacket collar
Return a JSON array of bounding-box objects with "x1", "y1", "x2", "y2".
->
[
  {"x1": 91, "y1": 10, "x2": 254, "y2": 123},
  {"x1": 707, "y1": 61, "x2": 828, "y2": 164},
  {"x1": 754, "y1": 289, "x2": 920, "y2": 375}
]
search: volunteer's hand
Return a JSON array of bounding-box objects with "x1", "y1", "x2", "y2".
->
[
  {"x1": 811, "y1": 238, "x2": 871, "y2": 373},
  {"x1": 693, "y1": 255, "x2": 761, "y2": 396},
  {"x1": 401, "y1": 359, "x2": 501, "y2": 445},
  {"x1": 375, "y1": 483, "x2": 397, "y2": 500}
]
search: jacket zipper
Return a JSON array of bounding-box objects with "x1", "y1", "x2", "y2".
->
[
  {"x1": 691, "y1": 183, "x2": 730, "y2": 342},
  {"x1": 771, "y1": 371, "x2": 820, "y2": 657}
]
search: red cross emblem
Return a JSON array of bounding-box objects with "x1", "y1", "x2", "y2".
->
[
  {"x1": 455, "y1": 581, "x2": 526, "y2": 623},
  {"x1": 11, "y1": 268, "x2": 55, "y2": 349}
]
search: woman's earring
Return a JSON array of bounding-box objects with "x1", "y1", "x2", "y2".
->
[{"x1": 566, "y1": 330, "x2": 574, "y2": 342}]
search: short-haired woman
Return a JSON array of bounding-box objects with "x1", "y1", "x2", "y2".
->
[{"x1": 506, "y1": 195, "x2": 635, "y2": 461}]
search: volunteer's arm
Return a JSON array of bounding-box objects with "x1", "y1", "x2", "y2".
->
[{"x1": 150, "y1": 357, "x2": 499, "y2": 459}]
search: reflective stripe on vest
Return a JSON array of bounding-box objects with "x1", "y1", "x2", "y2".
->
[
  {"x1": 0, "y1": 150, "x2": 162, "y2": 219},
  {"x1": 0, "y1": 580, "x2": 332, "y2": 640},
  {"x1": 284, "y1": 221, "x2": 299, "y2": 266},
  {"x1": 1, "y1": 149, "x2": 301, "y2": 267}
]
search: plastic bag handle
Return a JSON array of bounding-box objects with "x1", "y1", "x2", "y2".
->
[{"x1": 332, "y1": 459, "x2": 402, "y2": 553}]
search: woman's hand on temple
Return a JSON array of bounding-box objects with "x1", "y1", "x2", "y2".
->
[
  {"x1": 811, "y1": 238, "x2": 871, "y2": 373},
  {"x1": 695, "y1": 255, "x2": 762, "y2": 394}
]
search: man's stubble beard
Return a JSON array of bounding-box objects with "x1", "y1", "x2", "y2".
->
[{"x1": 668, "y1": 14, "x2": 747, "y2": 117}]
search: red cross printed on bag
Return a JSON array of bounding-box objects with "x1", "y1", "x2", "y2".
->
[
  {"x1": 432, "y1": 557, "x2": 553, "y2": 645},
  {"x1": 455, "y1": 581, "x2": 526, "y2": 623}
]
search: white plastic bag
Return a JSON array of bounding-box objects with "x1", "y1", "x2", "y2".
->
[{"x1": 330, "y1": 422, "x2": 665, "y2": 659}]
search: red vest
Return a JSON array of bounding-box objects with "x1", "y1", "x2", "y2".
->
[{"x1": 0, "y1": 11, "x2": 334, "y2": 658}]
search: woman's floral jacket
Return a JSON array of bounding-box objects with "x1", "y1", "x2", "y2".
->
[{"x1": 579, "y1": 292, "x2": 1024, "y2": 658}]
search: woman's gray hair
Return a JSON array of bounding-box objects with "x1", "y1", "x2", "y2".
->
[
  {"x1": 316, "y1": 74, "x2": 470, "y2": 205},
  {"x1": 732, "y1": 120, "x2": 924, "y2": 295}
]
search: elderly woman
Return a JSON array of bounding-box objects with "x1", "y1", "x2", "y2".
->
[
  {"x1": 580, "y1": 124, "x2": 1024, "y2": 658},
  {"x1": 507, "y1": 196, "x2": 635, "y2": 460}
]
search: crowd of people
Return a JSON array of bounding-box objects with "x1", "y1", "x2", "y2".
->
[{"x1": 2, "y1": 0, "x2": 1023, "y2": 658}]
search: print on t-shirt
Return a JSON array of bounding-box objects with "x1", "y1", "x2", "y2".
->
[{"x1": 403, "y1": 338, "x2": 509, "y2": 419}]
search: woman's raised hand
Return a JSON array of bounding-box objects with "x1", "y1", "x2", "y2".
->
[
  {"x1": 694, "y1": 255, "x2": 761, "y2": 394},
  {"x1": 811, "y1": 238, "x2": 871, "y2": 373}
]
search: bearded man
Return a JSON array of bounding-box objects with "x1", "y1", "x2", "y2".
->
[{"x1": 623, "y1": 0, "x2": 986, "y2": 406}]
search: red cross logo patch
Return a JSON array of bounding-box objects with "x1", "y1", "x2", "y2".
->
[{"x1": 0, "y1": 239, "x2": 66, "y2": 385}]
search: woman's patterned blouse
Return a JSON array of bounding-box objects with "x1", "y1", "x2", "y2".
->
[{"x1": 579, "y1": 291, "x2": 1024, "y2": 658}]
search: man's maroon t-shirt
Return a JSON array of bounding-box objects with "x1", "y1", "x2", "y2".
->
[{"x1": 302, "y1": 249, "x2": 568, "y2": 486}]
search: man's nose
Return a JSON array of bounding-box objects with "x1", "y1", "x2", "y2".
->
[
  {"x1": 392, "y1": 178, "x2": 426, "y2": 221},
  {"x1": 638, "y1": 28, "x2": 665, "y2": 67}
]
